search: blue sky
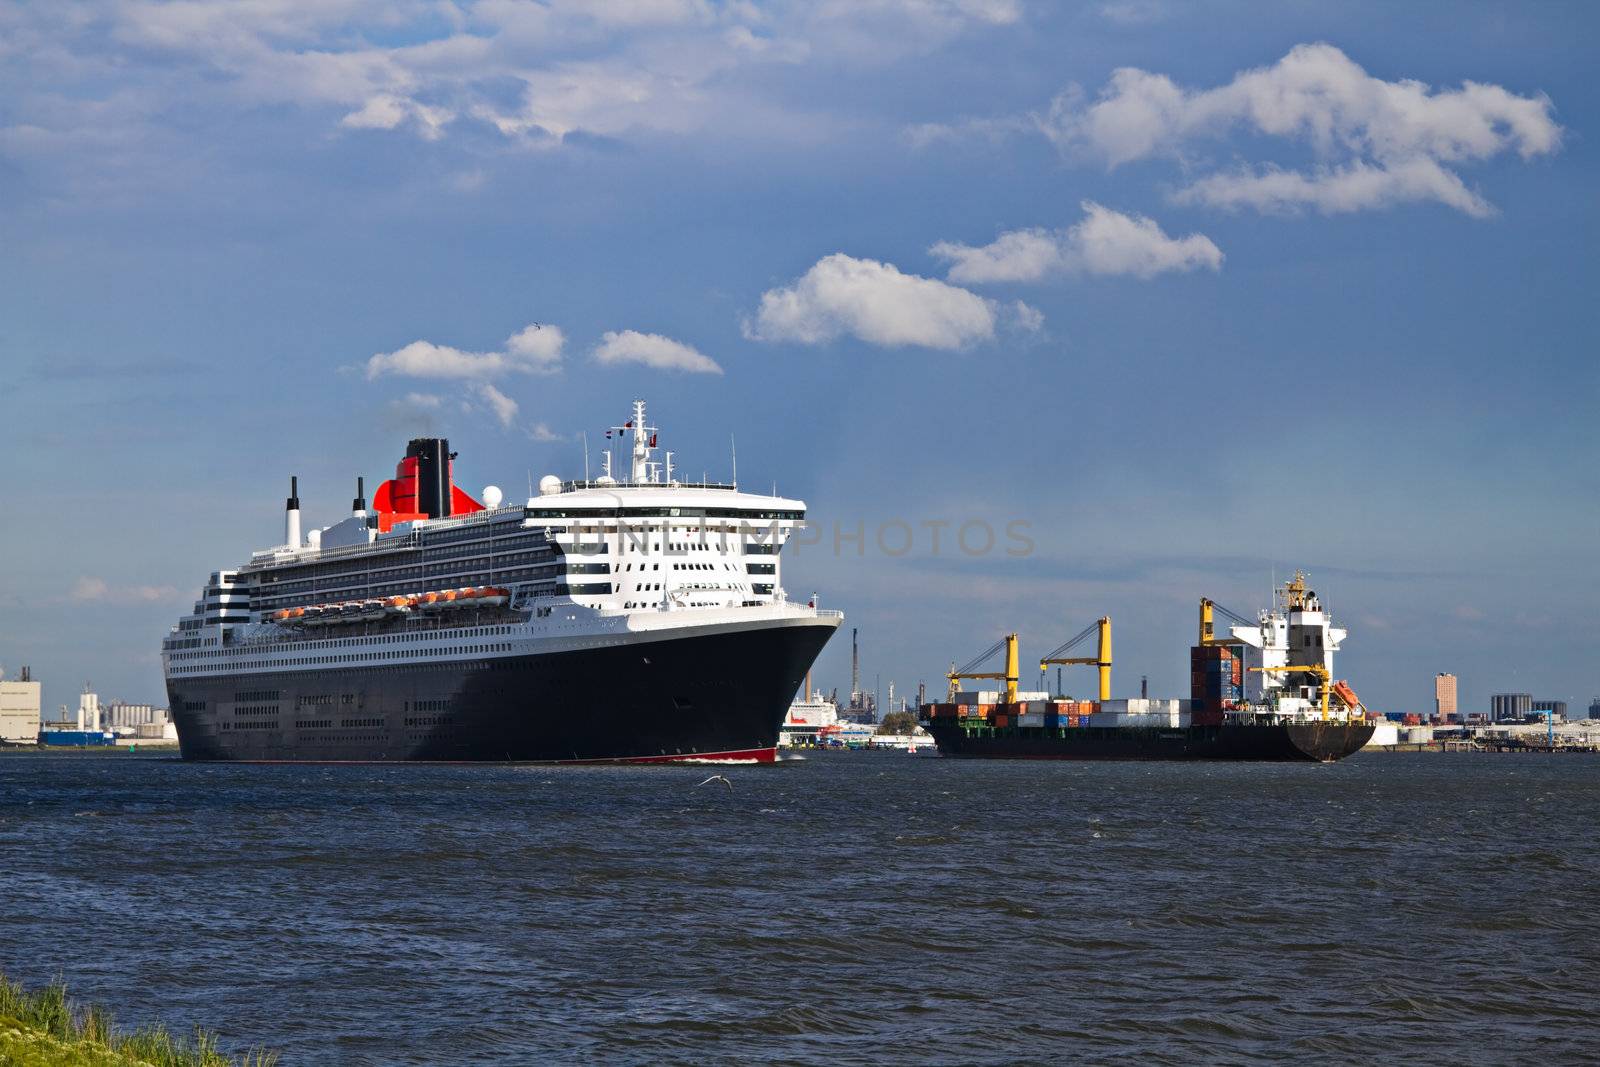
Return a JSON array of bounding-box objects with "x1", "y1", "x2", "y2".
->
[{"x1": 1, "y1": 1, "x2": 1595, "y2": 718}]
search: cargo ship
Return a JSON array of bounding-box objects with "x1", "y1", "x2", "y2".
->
[
  {"x1": 162, "y1": 400, "x2": 841, "y2": 763},
  {"x1": 920, "y1": 575, "x2": 1374, "y2": 761}
]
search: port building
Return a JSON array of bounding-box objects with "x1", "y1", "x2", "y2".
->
[
  {"x1": 1434, "y1": 673, "x2": 1458, "y2": 719},
  {"x1": 0, "y1": 666, "x2": 42, "y2": 744}
]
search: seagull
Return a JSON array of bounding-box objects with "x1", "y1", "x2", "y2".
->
[{"x1": 696, "y1": 774, "x2": 733, "y2": 791}]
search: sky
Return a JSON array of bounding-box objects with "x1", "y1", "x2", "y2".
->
[{"x1": 1, "y1": 0, "x2": 1596, "y2": 719}]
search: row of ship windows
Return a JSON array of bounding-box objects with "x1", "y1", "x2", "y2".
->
[
  {"x1": 259, "y1": 569, "x2": 555, "y2": 601},
  {"x1": 170, "y1": 644, "x2": 514, "y2": 674},
  {"x1": 254, "y1": 537, "x2": 550, "y2": 582},
  {"x1": 224, "y1": 719, "x2": 386, "y2": 730},
  {"x1": 526, "y1": 507, "x2": 803, "y2": 520},
  {"x1": 295, "y1": 694, "x2": 359, "y2": 708},
  {"x1": 258, "y1": 544, "x2": 552, "y2": 577},
  {"x1": 177, "y1": 625, "x2": 518, "y2": 660},
  {"x1": 404, "y1": 715, "x2": 456, "y2": 727},
  {"x1": 235, "y1": 705, "x2": 281, "y2": 717}
]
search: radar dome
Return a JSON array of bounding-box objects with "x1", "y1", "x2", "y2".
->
[
  {"x1": 482, "y1": 485, "x2": 504, "y2": 509},
  {"x1": 538, "y1": 475, "x2": 562, "y2": 496},
  {"x1": 596, "y1": 475, "x2": 618, "y2": 487}
]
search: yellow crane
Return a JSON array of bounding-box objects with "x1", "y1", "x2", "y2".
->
[
  {"x1": 1248, "y1": 663, "x2": 1332, "y2": 719},
  {"x1": 1038, "y1": 616, "x2": 1112, "y2": 702},
  {"x1": 1198, "y1": 598, "x2": 1251, "y2": 645},
  {"x1": 947, "y1": 633, "x2": 1019, "y2": 704}
]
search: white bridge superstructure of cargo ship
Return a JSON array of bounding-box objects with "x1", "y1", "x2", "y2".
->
[
  {"x1": 161, "y1": 400, "x2": 842, "y2": 763},
  {"x1": 1224, "y1": 573, "x2": 1362, "y2": 723}
]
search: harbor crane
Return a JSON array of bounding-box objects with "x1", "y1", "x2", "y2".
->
[
  {"x1": 947, "y1": 633, "x2": 1019, "y2": 704},
  {"x1": 1038, "y1": 616, "x2": 1112, "y2": 701}
]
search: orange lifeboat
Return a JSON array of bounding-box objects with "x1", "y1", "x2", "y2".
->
[
  {"x1": 420, "y1": 591, "x2": 443, "y2": 610},
  {"x1": 458, "y1": 587, "x2": 482, "y2": 604},
  {"x1": 481, "y1": 586, "x2": 509, "y2": 607},
  {"x1": 384, "y1": 595, "x2": 412, "y2": 615}
]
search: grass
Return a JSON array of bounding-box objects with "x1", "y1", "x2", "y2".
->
[{"x1": 0, "y1": 971, "x2": 276, "y2": 1067}]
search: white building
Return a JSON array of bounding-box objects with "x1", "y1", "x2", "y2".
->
[{"x1": 0, "y1": 669, "x2": 42, "y2": 744}]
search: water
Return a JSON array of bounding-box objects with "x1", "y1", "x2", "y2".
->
[{"x1": 1, "y1": 750, "x2": 1596, "y2": 1065}]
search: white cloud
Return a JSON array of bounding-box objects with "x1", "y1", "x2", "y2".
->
[
  {"x1": 2, "y1": 0, "x2": 1021, "y2": 177},
  {"x1": 931, "y1": 201, "x2": 1222, "y2": 283},
  {"x1": 592, "y1": 330, "x2": 723, "y2": 373},
  {"x1": 71, "y1": 576, "x2": 179, "y2": 603},
  {"x1": 744, "y1": 253, "x2": 997, "y2": 350},
  {"x1": 476, "y1": 382, "x2": 520, "y2": 427},
  {"x1": 932, "y1": 228, "x2": 1063, "y2": 283},
  {"x1": 917, "y1": 44, "x2": 1561, "y2": 219},
  {"x1": 505, "y1": 324, "x2": 565, "y2": 368},
  {"x1": 1039, "y1": 44, "x2": 1561, "y2": 216},
  {"x1": 1172, "y1": 157, "x2": 1495, "y2": 217},
  {"x1": 1008, "y1": 300, "x2": 1044, "y2": 333},
  {"x1": 365, "y1": 323, "x2": 565, "y2": 380},
  {"x1": 528, "y1": 422, "x2": 564, "y2": 442},
  {"x1": 1097, "y1": 1, "x2": 1168, "y2": 26}
]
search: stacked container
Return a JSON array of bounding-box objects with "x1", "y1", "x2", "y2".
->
[{"x1": 1190, "y1": 644, "x2": 1241, "y2": 726}]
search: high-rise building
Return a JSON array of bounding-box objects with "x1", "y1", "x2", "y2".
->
[
  {"x1": 1490, "y1": 693, "x2": 1532, "y2": 722},
  {"x1": 1434, "y1": 673, "x2": 1458, "y2": 718},
  {"x1": 0, "y1": 666, "x2": 42, "y2": 745},
  {"x1": 1531, "y1": 700, "x2": 1568, "y2": 722}
]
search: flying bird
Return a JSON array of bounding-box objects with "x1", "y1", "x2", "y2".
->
[{"x1": 696, "y1": 774, "x2": 733, "y2": 791}]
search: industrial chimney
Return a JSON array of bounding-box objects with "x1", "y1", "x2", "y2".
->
[{"x1": 850, "y1": 628, "x2": 860, "y2": 704}]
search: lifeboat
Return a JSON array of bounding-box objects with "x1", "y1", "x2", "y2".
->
[
  {"x1": 273, "y1": 609, "x2": 292, "y2": 623},
  {"x1": 480, "y1": 586, "x2": 509, "y2": 607},
  {"x1": 457, "y1": 587, "x2": 482, "y2": 606},
  {"x1": 359, "y1": 599, "x2": 387, "y2": 622},
  {"x1": 384, "y1": 596, "x2": 412, "y2": 615},
  {"x1": 439, "y1": 589, "x2": 459, "y2": 608},
  {"x1": 420, "y1": 591, "x2": 444, "y2": 611}
]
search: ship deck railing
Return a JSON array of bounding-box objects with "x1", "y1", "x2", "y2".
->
[{"x1": 558, "y1": 479, "x2": 737, "y2": 492}]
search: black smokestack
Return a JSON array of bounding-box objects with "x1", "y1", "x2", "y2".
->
[
  {"x1": 286, "y1": 476, "x2": 299, "y2": 511},
  {"x1": 408, "y1": 438, "x2": 451, "y2": 518},
  {"x1": 352, "y1": 476, "x2": 366, "y2": 513}
]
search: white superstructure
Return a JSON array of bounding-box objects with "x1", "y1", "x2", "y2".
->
[{"x1": 1227, "y1": 573, "x2": 1360, "y2": 723}]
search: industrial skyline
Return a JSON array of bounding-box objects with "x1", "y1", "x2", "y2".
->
[{"x1": 1, "y1": 3, "x2": 1595, "y2": 716}]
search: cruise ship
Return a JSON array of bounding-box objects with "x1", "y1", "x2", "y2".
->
[{"x1": 162, "y1": 401, "x2": 841, "y2": 763}]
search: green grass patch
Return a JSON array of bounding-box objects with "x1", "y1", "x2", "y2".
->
[{"x1": 0, "y1": 972, "x2": 275, "y2": 1066}]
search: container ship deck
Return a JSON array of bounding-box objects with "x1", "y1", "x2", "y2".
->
[{"x1": 919, "y1": 576, "x2": 1375, "y2": 763}]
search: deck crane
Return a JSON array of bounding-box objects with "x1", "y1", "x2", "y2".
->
[
  {"x1": 1198, "y1": 598, "x2": 1253, "y2": 645},
  {"x1": 946, "y1": 633, "x2": 1019, "y2": 704},
  {"x1": 1248, "y1": 663, "x2": 1333, "y2": 719},
  {"x1": 1038, "y1": 616, "x2": 1112, "y2": 702}
]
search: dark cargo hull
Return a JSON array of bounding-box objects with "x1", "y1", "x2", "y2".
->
[
  {"x1": 923, "y1": 720, "x2": 1374, "y2": 762},
  {"x1": 167, "y1": 622, "x2": 834, "y2": 763}
]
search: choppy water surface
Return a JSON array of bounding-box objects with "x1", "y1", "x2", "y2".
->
[{"x1": 1, "y1": 751, "x2": 1596, "y2": 1064}]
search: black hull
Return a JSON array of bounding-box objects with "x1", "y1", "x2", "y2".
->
[
  {"x1": 923, "y1": 721, "x2": 1374, "y2": 762},
  {"x1": 167, "y1": 621, "x2": 835, "y2": 763}
]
